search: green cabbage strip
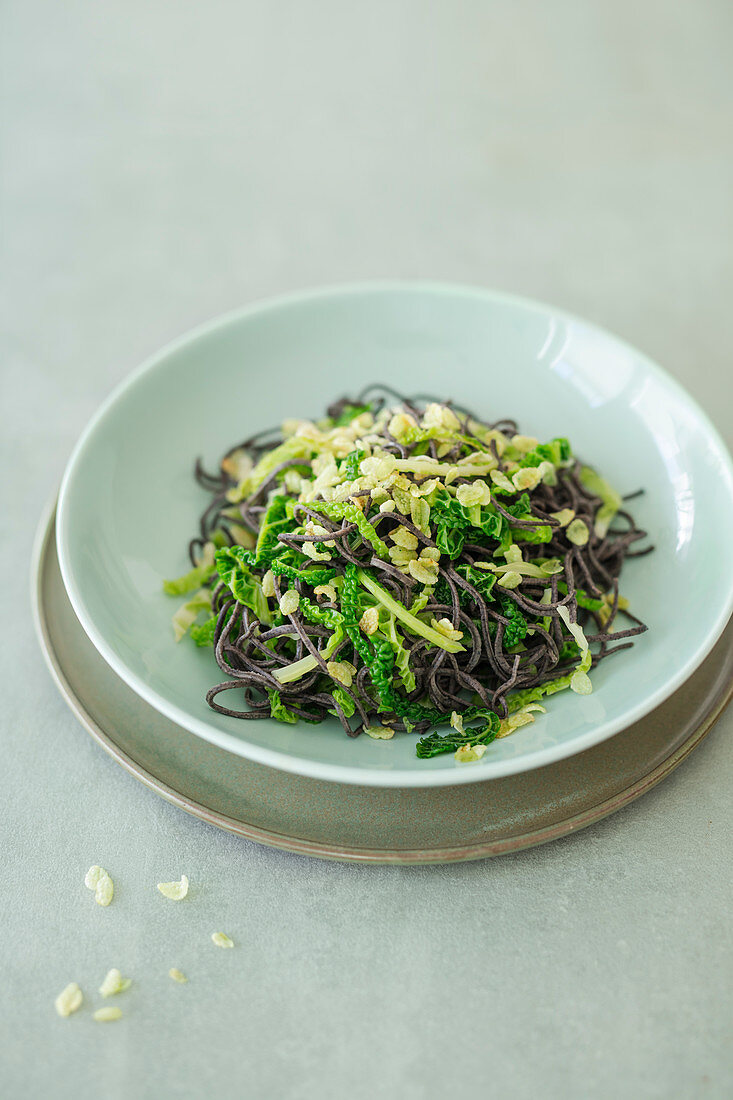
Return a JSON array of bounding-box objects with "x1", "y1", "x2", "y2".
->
[
  {"x1": 269, "y1": 560, "x2": 337, "y2": 586},
  {"x1": 579, "y1": 466, "x2": 622, "y2": 538},
  {"x1": 266, "y1": 689, "x2": 298, "y2": 724},
  {"x1": 505, "y1": 493, "x2": 552, "y2": 545},
  {"x1": 341, "y1": 448, "x2": 366, "y2": 479},
  {"x1": 251, "y1": 494, "x2": 292, "y2": 566},
  {"x1": 296, "y1": 595, "x2": 343, "y2": 632},
  {"x1": 273, "y1": 654, "x2": 320, "y2": 685},
  {"x1": 163, "y1": 543, "x2": 216, "y2": 596},
  {"x1": 308, "y1": 501, "x2": 391, "y2": 560},
  {"x1": 189, "y1": 616, "x2": 217, "y2": 647},
  {"x1": 506, "y1": 646, "x2": 592, "y2": 711},
  {"x1": 415, "y1": 708, "x2": 501, "y2": 758},
  {"x1": 381, "y1": 614, "x2": 416, "y2": 693},
  {"x1": 272, "y1": 595, "x2": 344, "y2": 684},
  {"x1": 556, "y1": 580, "x2": 605, "y2": 613},
  {"x1": 338, "y1": 566, "x2": 441, "y2": 731},
  {"x1": 171, "y1": 590, "x2": 211, "y2": 642},
  {"x1": 328, "y1": 686, "x2": 357, "y2": 719},
  {"x1": 356, "y1": 569, "x2": 465, "y2": 653},
  {"x1": 228, "y1": 494, "x2": 293, "y2": 573},
  {"x1": 429, "y1": 491, "x2": 551, "y2": 558}
]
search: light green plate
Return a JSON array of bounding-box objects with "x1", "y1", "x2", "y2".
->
[{"x1": 55, "y1": 283, "x2": 733, "y2": 786}]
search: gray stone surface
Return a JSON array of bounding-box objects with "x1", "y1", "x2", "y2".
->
[{"x1": 1, "y1": 2, "x2": 731, "y2": 1097}]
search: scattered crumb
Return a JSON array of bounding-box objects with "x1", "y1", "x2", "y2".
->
[
  {"x1": 211, "y1": 932, "x2": 234, "y2": 949},
  {"x1": 93, "y1": 1006, "x2": 122, "y2": 1023},
  {"x1": 55, "y1": 982, "x2": 83, "y2": 1018},
  {"x1": 84, "y1": 866, "x2": 104, "y2": 890},
  {"x1": 169, "y1": 968, "x2": 188, "y2": 984},
  {"x1": 99, "y1": 969, "x2": 131, "y2": 997},
  {"x1": 157, "y1": 875, "x2": 189, "y2": 901},
  {"x1": 85, "y1": 865, "x2": 114, "y2": 907}
]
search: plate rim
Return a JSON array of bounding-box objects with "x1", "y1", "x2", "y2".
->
[
  {"x1": 34, "y1": 503, "x2": 733, "y2": 863},
  {"x1": 54, "y1": 280, "x2": 733, "y2": 787}
]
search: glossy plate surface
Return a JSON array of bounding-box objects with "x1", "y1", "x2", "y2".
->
[{"x1": 56, "y1": 283, "x2": 733, "y2": 786}]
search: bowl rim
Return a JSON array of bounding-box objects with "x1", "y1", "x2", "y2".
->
[{"x1": 55, "y1": 280, "x2": 733, "y2": 787}]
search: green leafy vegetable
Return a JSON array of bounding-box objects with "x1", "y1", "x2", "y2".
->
[
  {"x1": 328, "y1": 686, "x2": 357, "y2": 719},
  {"x1": 309, "y1": 501, "x2": 391, "y2": 560},
  {"x1": 167, "y1": 394, "x2": 646, "y2": 763},
  {"x1": 269, "y1": 560, "x2": 337, "y2": 586},
  {"x1": 498, "y1": 593, "x2": 528, "y2": 647},
  {"x1": 251, "y1": 495, "x2": 291, "y2": 565},
  {"x1": 163, "y1": 544, "x2": 215, "y2": 596},
  {"x1": 416, "y1": 708, "x2": 500, "y2": 758},
  {"x1": 171, "y1": 591, "x2": 211, "y2": 642},
  {"x1": 341, "y1": 448, "x2": 366, "y2": 480},
  {"x1": 332, "y1": 403, "x2": 371, "y2": 427},
  {"x1": 267, "y1": 689, "x2": 298, "y2": 724},
  {"x1": 579, "y1": 465, "x2": 623, "y2": 538},
  {"x1": 356, "y1": 569, "x2": 465, "y2": 653},
  {"x1": 215, "y1": 546, "x2": 272, "y2": 623},
  {"x1": 189, "y1": 616, "x2": 217, "y2": 647},
  {"x1": 381, "y1": 615, "x2": 416, "y2": 693}
]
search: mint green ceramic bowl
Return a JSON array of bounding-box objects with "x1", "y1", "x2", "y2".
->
[{"x1": 56, "y1": 283, "x2": 733, "y2": 787}]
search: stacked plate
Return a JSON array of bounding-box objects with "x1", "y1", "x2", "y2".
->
[{"x1": 34, "y1": 284, "x2": 733, "y2": 862}]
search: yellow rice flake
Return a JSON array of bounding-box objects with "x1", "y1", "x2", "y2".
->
[
  {"x1": 364, "y1": 726, "x2": 395, "y2": 740},
  {"x1": 566, "y1": 519, "x2": 590, "y2": 546},
  {"x1": 211, "y1": 932, "x2": 234, "y2": 949},
  {"x1": 431, "y1": 618, "x2": 464, "y2": 642},
  {"x1": 169, "y1": 968, "x2": 188, "y2": 984},
  {"x1": 510, "y1": 434, "x2": 539, "y2": 454},
  {"x1": 408, "y1": 558, "x2": 439, "y2": 585},
  {"x1": 301, "y1": 542, "x2": 331, "y2": 562},
  {"x1": 419, "y1": 546, "x2": 441, "y2": 563},
  {"x1": 489, "y1": 469, "x2": 515, "y2": 493},
  {"x1": 359, "y1": 607, "x2": 379, "y2": 635},
  {"x1": 570, "y1": 670, "x2": 593, "y2": 695},
  {"x1": 456, "y1": 480, "x2": 491, "y2": 508},
  {"x1": 84, "y1": 866, "x2": 104, "y2": 890},
  {"x1": 55, "y1": 982, "x2": 83, "y2": 1018},
  {"x1": 390, "y1": 527, "x2": 419, "y2": 551},
  {"x1": 93, "y1": 1007, "x2": 122, "y2": 1023},
  {"x1": 389, "y1": 545, "x2": 417, "y2": 567},
  {"x1": 450, "y1": 711, "x2": 465, "y2": 734},
  {"x1": 99, "y1": 968, "x2": 132, "y2": 998},
  {"x1": 512, "y1": 467, "x2": 542, "y2": 492},
  {"x1": 279, "y1": 590, "x2": 301, "y2": 616},
  {"x1": 157, "y1": 875, "x2": 189, "y2": 901},
  {"x1": 454, "y1": 744, "x2": 487, "y2": 763},
  {"x1": 327, "y1": 661, "x2": 355, "y2": 688},
  {"x1": 85, "y1": 866, "x2": 114, "y2": 908}
]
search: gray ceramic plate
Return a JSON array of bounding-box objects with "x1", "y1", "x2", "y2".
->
[{"x1": 35, "y1": 508, "x2": 733, "y2": 863}]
